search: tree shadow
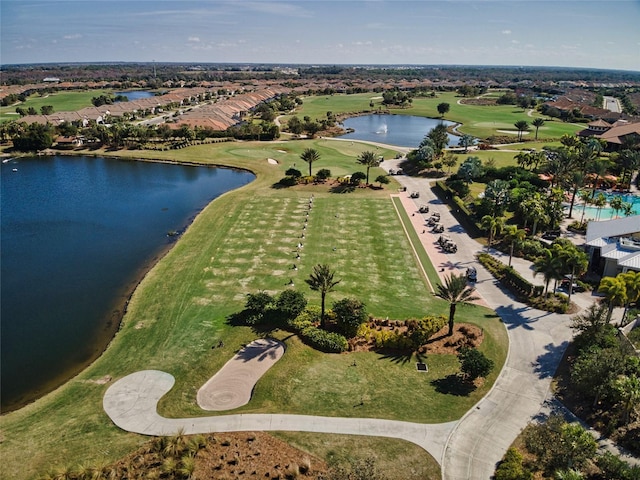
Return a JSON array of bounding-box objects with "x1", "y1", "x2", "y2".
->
[
  {"x1": 532, "y1": 341, "x2": 570, "y2": 379},
  {"x1": 329, "y1": 184, "x2": 355, "y2": 194},
  {"x1": 495, "y1": 304, "x2": 541, "y2": 330},
  {"x1": 376, "y1": 349, "x2": 426, "y2": 366},
  {"x1": 431, "y1": 374, "x2": 476, "y2": 396}
]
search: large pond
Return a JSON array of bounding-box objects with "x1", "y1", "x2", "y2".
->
[
  {"x1": 0, "y1": 156, "x2": 254, "y2": 411},
  {"x1": 116, "y1": 90, "x2": 156, "y2": 101},
  {"x1": 339, "y1": 114, "x2": 459, "y2": 148}
]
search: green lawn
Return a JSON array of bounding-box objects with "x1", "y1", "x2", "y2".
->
[
  {"x1": 0, "y1": 90, "x2": 112, "y2": 123},
  {"x1": 0, "y1": 138, "x2": 506, "y2": 480},
  {"x1": 290, "y1": 91, "x2": 585, "y2": 144}
]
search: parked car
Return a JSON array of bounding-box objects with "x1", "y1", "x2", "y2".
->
[
  {"x1": 542, "y1": 230, "x2": 561, "y2": 240},
  {"x1": 432, "y1": 223, "x2": 444, "y2": 233},
  {"x1": 410, "y1": 191, "x2": 420, "y2": 198},
  {"x1": 418, "y1": 205, "x2": 429, "y2": 213},
  {"x1": 560, "y1": 276, "x2": 585, "y2": 292},
  {"x1": 466, "y1": 267, "x2": 477, "y2": 282}
]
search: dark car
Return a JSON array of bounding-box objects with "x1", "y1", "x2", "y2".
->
[
  {"x1": 466, "y1": 267, "x2": 477, "y2": 282},
  {"x1": 560, "y1": 276, "x2": 585, "y2": 292}
]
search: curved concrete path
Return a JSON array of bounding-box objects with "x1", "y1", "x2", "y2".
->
[
  {"x1": 197, "y1": 338, "x2": 284, "y2": 411},
  {"x1": 104, "y1": 369, "x2": 457, "y2": 464}
]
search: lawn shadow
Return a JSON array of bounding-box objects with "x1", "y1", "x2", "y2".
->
[
  {"x1": 329, "y1": 184, "x2": 356, "y2": 194},
  {"x1": 431, "y1": 374, "x2": 476, "y2": 396},
  {"x1": 377, "y1": 349, "x2": 426, "y2": 366}
]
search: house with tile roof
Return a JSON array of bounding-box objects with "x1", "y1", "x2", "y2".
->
[{"x1": 585, "y1": 215, "x2": 640, "y2": 277}]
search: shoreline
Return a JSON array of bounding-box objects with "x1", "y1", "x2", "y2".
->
[{"x1": 1, "y1": 152, "x2": 257, "y2": 414}]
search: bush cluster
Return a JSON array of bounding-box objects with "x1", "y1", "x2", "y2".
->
[
  {"x1": 357, "y1": 316, "x2": 447, "y2": 350},
  {"x1": 288, "y1": 307, "x2": 348, "y2": 353}
]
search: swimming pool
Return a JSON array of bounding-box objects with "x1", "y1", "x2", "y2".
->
[{"x1": 575, "y1": 190, "x2": 640, "y2": 220}]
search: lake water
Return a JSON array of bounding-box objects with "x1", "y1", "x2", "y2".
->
[
  {"x1": 117, "y1": 90, "x2": 156, "y2": 101},
  {"x1": 0, "y1": 156, "x2": 254, "y2": 411},
  {"x1": 339, "y1": 114, "x2": 459, "y2": 148}
]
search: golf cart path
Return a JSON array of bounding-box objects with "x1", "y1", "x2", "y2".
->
[{"x1": 104, "y1": 369, "x2": 457, "y2": 464}]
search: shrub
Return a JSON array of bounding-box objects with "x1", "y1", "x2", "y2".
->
[
  {"x1": 278, "y1": 176, "x2": 298, "y2": 187},
  {"x1": 458, "y1": 346, "x2": 494, "y2": 380},
  {"x1": 285, "y1": 168, "x2": 302, "y2": 178},
  {"x1": 299, "y1": 326, "x2": 348, "y2": 353},
  {"x1": 315, "y1": 168, "x2": 331, "y2": 181},
  {"x1": 276, "y1": 290, "x2": 307, "y2": 320},
  {"x1": 494, "y1": 448, "x2": 533, "y2": 480},
  {"x1": 332, "y1": 298, "x2": 367, "y2": 338}
]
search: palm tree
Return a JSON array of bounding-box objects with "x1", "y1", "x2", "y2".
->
[
  {"x1": 620, "y1": 271, "x2": 640, "y2": 325},
  {"x1": 593, "y1": 193, "x2": 607, "y2": 221},
  {"x1": 532, "y1": 118, "x2": 545, "y2": 140},
  {"x1": 481, "y1": 214, "x2": 504, "y2": 248},
  {"x1": 458, "y1": 134, "x2": 475, "y2": 153},
  {"x1": 554, "y1": 469, "x2": 585, "y2": 480},
  {"x1": 483, "y1": 180, "x2": 511, "y2": 217},
  {"x1": 434, "y1": 273, "x2": 479, "y2": 336},
  {"x1": 504, "y1": 225, "x2": 526, "y2": 267},
  {"x1": 513, "y1": 120, "x2": 530, "y2": 142},
  {"x1": 559, "y1": 245, "x2": 588, "y2": 304},
  {"x1": 578, "y1": 189, "x2": 594, "y2": 223},
  {"x1": 305, "y1": 264, "x2": 340, "y2": 329},
  {"x1": 609, "y1": 195, "x2": 623, "y2": 219},
  {"x1": 300, "y1": 148, "x2": 320, "y2": 177},
  {"x1": 356, "y1": 150, "x2": 380, "y2": 185},
  {"x1": 533, "y1": 249, "x2": 563, "y2": 295},
  {"x1": 598, "y1": 275, "x2": 628, "y2": 323}
]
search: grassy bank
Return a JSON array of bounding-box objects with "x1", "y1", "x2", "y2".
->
[
  {"x1": 0, "y1": 138, "x2": 506, "y2": 479},
  {"x1": 0, "y1": 90, "x2": 112, "y2": 123}
]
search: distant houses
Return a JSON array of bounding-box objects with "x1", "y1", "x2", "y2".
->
[{"x1": 578, "y1": 119, "x2": 640, "y2": 151}]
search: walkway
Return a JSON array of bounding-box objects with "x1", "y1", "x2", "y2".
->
[{"x1": 104, "y1": 370, "x2": 457, "y2": 465}]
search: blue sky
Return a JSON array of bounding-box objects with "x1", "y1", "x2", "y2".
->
[{"x1": 1, "y1": 0, "x2": 639, "y2": 70}]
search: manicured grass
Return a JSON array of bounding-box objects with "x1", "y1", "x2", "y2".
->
[
  {"x1": 0, "y1": 90, "x2": 112, "y2": 123},
  {"x1": 274, "y1": 432, "x2": 442, "y2": 480},
  {"x1": 291, "y1": 91, "x2": 585, "y2": 143},
  {"x1": 0, "y1": 138, "x2": 506, "y2": 480}
]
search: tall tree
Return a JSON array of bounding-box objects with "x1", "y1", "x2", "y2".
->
[
  {"x1": 533, "y1": 249, "x2": 562, "y2": 295},
  {"x1": 598, "y1": 275, "x2": 628, "y2": 323},
  {"x1": 305, "y1": 264, "x2": 340, "y2": 329},
  {"x1": 558, "y1": 244, "x2": 588, "y2": 304},
  {"x1": 612, "y1": 375, "x2": 640, "y2": 425},
  {"x1": 458, "y1": 134, "x2": 475, "y2": 153},
  {"x1": 514, "y1": 120, "x2": 530, "y2": 142},
  {"x1": 356, "y1": 150, "x2": 380, "y2": 185},
  {"x1": 481, "y1": 215, "x2": 504, "y2": 248},
  {"x1": 437, "y1": 102, "x2": 450, "y2": 117},
  {"x1": 483, "y1": 179, "x2": 511, "y2": 217},
  {"x1": 532, "y1": 117, "x2": 545, "y2": 140},
  {"x1": 504, "y1": 225, "x2": 526, "y2": 267},
  {"x1": 300, "y1": 148, "x2": 320, "y2": 177},
  {"x1": 434, "y1": 273, "x2": 479, "y2": 336},
  {"x1": 426, "y1": 123, "x2": 449, "y2": 158}
]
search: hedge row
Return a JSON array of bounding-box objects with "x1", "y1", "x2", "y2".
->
[{"x1": 477, "y1": 252, "x2": 543, "y2": 298}]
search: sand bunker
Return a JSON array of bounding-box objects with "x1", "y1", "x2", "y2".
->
[
  {"x1": 197, "y1": 338, "x2": 285, "y2": 411},
  {"x1": 497, "y1": 130, "x2": 529, "y2": 135},
  {"x1": 267, "y1": 158, "x2": 278, "y2": 165}
]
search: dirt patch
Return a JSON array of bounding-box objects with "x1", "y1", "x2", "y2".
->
[
  {"x1": 350, "y1": 322, "x2": 483, "y2": 355},
  {"x1": 108, "y1": 431, "x2": 327, "y2": 479}
]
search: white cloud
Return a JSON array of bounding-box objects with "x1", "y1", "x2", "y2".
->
[
  {"x1": 188, "y1": 36, "x2": 201, "y2": 42},
  {"x1": 502, "y1": 30, "x2": 512, "y2": 35},
  {"x1": 63, "y1": 34, "x2": 82, "y2": 40},
  {"x1": 353, "y1": 41, "x2": 373, "y2": 46}
]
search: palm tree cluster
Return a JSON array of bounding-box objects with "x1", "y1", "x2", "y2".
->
[
  {"x1": 533, "y1": 240, "x2": 588, "y2": 303},
  {"x1": 434, "y1": 273, "x2": 479, "y2": 336}
]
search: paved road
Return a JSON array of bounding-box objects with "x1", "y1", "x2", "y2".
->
[{"x1": 384, "y1": 165, "x2": 575, "y2": 479}]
